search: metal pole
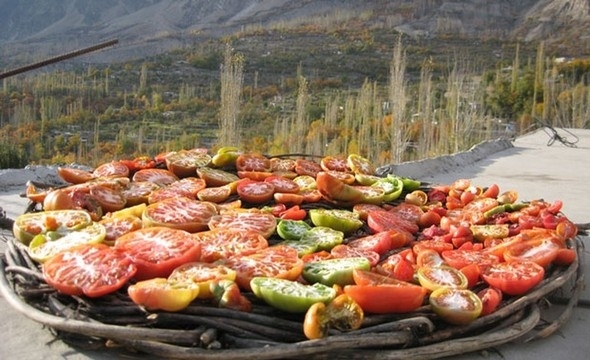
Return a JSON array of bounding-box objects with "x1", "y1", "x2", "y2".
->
[{"x1": 0, "y1": 39, "x2": 119, "y2": 80}]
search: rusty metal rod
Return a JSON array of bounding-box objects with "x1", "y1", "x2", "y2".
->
[{"x1": 0, "y1": 39, "x2": 119, "y2": 80}]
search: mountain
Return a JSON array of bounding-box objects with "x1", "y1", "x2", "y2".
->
[{"x1": 0, "y1": 0, "x2": 589, "y2": 66}]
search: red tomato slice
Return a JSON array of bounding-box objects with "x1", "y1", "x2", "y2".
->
[
  {"x1": 132, "y1": 168, "x2": 179, "y2": 185},
  {"x1": 142, "y1": 196, "x2": 218, "y2": 233},
  {"x1": 114, "y1": 226, "x2": 202, "y2": 280},
  {"x1": 221, "y1": 245, "x2": 304, "y2": 291},
  {"x1": 237, "y1": 170, "x2": 274, "y2": 181},
  {"x1": 122, "y1": 181, "x2": 161, "y2": 206},
  {"x1": 197, "y1": 167, "x2": 240, "y2": 187},
  {"x1": 89, "y1": 184, "x2": 127, "y2": 213},
  {"x1": 264, "y1": 175, "x2": 300, "y2": 193},
  {"x1": 43, "y1": 243, "x2": 137, "y2": 298},
  {"x1": 481, "y1": 261, "x2": 545, "y2": 296},
  {"x1": 386, "y1": 203, "x2": 424, "y2": 223},
  {"x1": 345, "y1": 270, "x2": 427, "y2": 313},
  {"x1": 197, "y1": 186, "x2": 232, "y2": 203},
  {"x1": 320, "y1": 155, "x2": 351, "y2": 172},
  {"x1": 100, "y1": 215, "x2": 143, "y2": 245},
  {"x1": 92, "y1": 161, "x2": 130, "y2": 178},
  {"x1": 367, "y1": 210, "x2": 419, "y2": 235},
  {"x1": 294, "y1": 159, "x2": 322, "y2": 177},
  {"x1": 502, "y1": 237, "x2": 562, "y2": 268},
  {"x1": 477, "y1": 287, "x2": 503, "y2": 316},
  {"x1": 441, "y1": 249, "x2": 500, "y2": 271},
  {"x1": 301, "y1": 250, "x2": 333, "y2": 263},
  {"x1": 347, "y1": 230, "x2": 406, "y2": 255},
  {"x1": 374, "y1": 253, "x2": 416, "y2": 282},
  {"x1": 330, "y1": 244, "x2": 380, "y2": 266},
  {"x1": 166, "y1": 177, "x2": 207, "y2": 198},
  {"x1": 412, "y1": 239, "x2": 454, "y2": 255},
  {"x1": 274, "y1": 192, "x2": 304, "y2": 206},
  {"x1": 148, "y1": 187, "x2": 195, "y2": 204},
  {"x1": 165, "y1": 149, "x2": 211, "y2": 178},
  {"x1": 208, "y1": 211, "x2": 277, "y2": 239},
  {"x1": 269, "y1": 158, "x2": 296, "y2": 172},
  {"x1": 236, "y1": 179, "x2": 275, "y2": 204},
  {"x1": 236, "y1": 153, "x2": 271, "y2": 172},
  {"x1": 120, "y1": 156, "x2": 156, "y2": 174},
  {"x1": 193, "y1": 228, "x2": 269, "y2": 262}
]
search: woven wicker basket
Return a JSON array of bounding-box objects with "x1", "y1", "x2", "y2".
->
[{"x1": 0, "y1": 203, "x2": 585, "y2": 359}]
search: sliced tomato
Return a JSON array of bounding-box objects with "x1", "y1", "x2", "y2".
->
[
  {"x1": 417, "y1": 265, "x2": 468, "y2": 291},
  {"x1": 142, "y1": 196, "x2": 218, "y2": 233},
  {"x1": 168, "y1": 262, "x2": 237, "y2": 299},
  {"x1": 367, "y1": 209, "x2": 419, "y2": 235},
  {"x1": 166, "y1": 177, "x2": 207, "y2": 198},
  {"x1": 193, "y1": 228, "x2": 268, "y2": 262},
  {"x1": 99, "y1": 214, "x2": 143, "y2": 245},
  {"x1": 429, "y1": 287, "x2": 482, "y2": 325},
  {"x1": 330, "y1": 244, "x2": 380, "y2": 267},
  {"x1": 128, "y1": 277, "x2": 200, "y2": 312},
  {"x1": 279, "y1": 205, "x2": 307, "y2": 220},
  {"x1": 274, "y1": 192, "x2": 304, "y2": 205},
  {"x1": 208, "y1": 211, "x2": 277, "y2": 239},
  {"x1": 386, "y1": 203, "x2": 424, "y2": 224},
  {"x1": 165, "y1": 149, "x2": 211, "y2": 178},
  {"x1": 315, "y1": 171, "x2": 364, "y2": 205},
  {"x1": 553, "y1": 248, "x2": 577, "y2": 266},
  {"x1": 148, "y1": 187, "x2": 195, "y2": 204},
  {"x1": 221, "y1": 245, "x2": 304, "y2": 291},
  {"x1": 42, "y1": 243, "x2": 137, "y2": 298},
  {"x1": 441, "y1": 249, "x2": 500, "y2": 271},
  {"x1": 412, "y1": 240, "x2": 454, "y2": 255},
  {"x1": 502, "y1": 236, "x2": 563, "y2": 268},
  {"x1": 93, "y1": 161, "x2": 130, "y2": 178},
  {"x1": 132, "y1": 168, "x2": 179, "y2": 185},
  {"x1": 121, "y1": 181, "x2": 161, "y2": 206},
  {"x1": 294, "y1": 159, "x2": 322, "y2": 177},
  {"x1": 197, "y1": 185, "x2": 232, "y2": 203},
  {"x1": 264, "y1": 175, "x2": 300, "y2": 193},
  {"x1": 477, "y1": 287, "x2": 503, "y2": 316},
  {"x1": 481, "y1": 261, "x2": 545, "y2": 296},
  {"x1": 120, "y1": 156, "x2": 156, "y2": 174},
  {"x1": 344, "y1": 270, "x2": 427, "y2": 313},
  {"x1": 114, "y1": 226, "x2": 202, "y2": 280},
  {"x1": 197, "y1": 166, "x2": 240, "y2": 187},
  {"x1": 309, "y1": 208, "x2": 363, "y2": 235},
  {"x1": 347, "y1": 230, "x2": 406, "y2": 255},
  {"x1": 347, "y1": 154, "x2": 375, "y2": 175},
  {"x1": 236, "y1": 153, "x2": 271, "y2": 172},
  {"x1": 374, "y1": 253, "x2": 416, "y2": 283},
  {"x1": 270, "y1": 158, "x2": 296, "y2": 172},
  {"x1": 57, "y1": 166, "x2": 95, "y2": 184},
  {"x1": 236, "y1": 179, "x2": 275, "y2": 204},
  {"x1": 89, "y1": 184, "x2": 127, "y2": 213},
  {"x1": 251, "y1": 277, "x2": 337, "y2": 313}
]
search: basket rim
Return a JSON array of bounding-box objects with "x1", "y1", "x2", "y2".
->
[{"x1": 0, "y1": 231, "x2": 584, "y2": 359}]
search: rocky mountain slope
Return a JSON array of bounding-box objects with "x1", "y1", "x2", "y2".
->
[{"x1": 0, "y1": 0, "x2": 588, "y2": 66}]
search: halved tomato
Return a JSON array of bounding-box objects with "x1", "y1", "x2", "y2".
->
[
  {"x1": 208, "y1": 211, "x2": 277, "y2": 239},
  {"x1": 99, "y1": 214, "x2": 143, "y2": 245},
  {"x1": 264, "y1": 175, "x2": 300, "y2": 193},
  {"x1": 114, "y1": 226, "x2": 202, "y2": 280},
  {"x1": 193, "y1": 228, "x2": 268, "y2": 262},
  {"x1": 315, "y1": 171, "x2": 364, "y2": 205},
  {"x1": 221, "y1": 245, "x2": 304, "y2": 291},
  {"x1": 429, "y1": 287, "x2": 483, "y2": 325},
  {"x1": 294, "y1": 159, "x2": 322, "y2": 177},
  {"x1": 347, "y1": 154, "x2": 375, "y2": 175},
  {"x1": 417, "y1": 265, "x2": 468, "y2": 291},
  {"x1": 132, "y1": 168, "x2": 179, "y2": 185},
  {"x1": 42, "y1": 243, "x2": 137, "y2": 298},
  {"x1": 197, "y1": 185, "x2": 232, "y2": 203},
  {"x1": 367, "y1": 210, "x2": 419, "y2": 235},
  {"x1": 89, "y1": 184, "x2": 127, "y2": 213},
  {"x1": 330, "y1": 244, "x2": 380, "y2": 267},
  {"x1": 344, "y1": 269, "x2": 427, "y2": 313},
  {"x1": 13, "y1": 209, "x2": 93, "y2": 246},
  {"x1": 57, "y1": 166, "x2": 95, "y2": 184},
  {"x1": 93, "y1": 161, "x2": 130, "y2": 178},
  {"x1": 197, "y1": 166, "x2": 240, "y2": 187},
  {"x1": 142, "y1": 196, "x2": 218, "y2": 233},
  {"x1": 481, "y1": 261, "x2": 545, "y2": 296},
  {"x1": 236, "y1": 179, "x2": 275, "y2": 204},
  {"x1": 441, "y1": 249, "x2": 500, "y2": 271},
  {"x1": 168, "y1": 262, "x2": 237, "y2": 299},
  {"x1": 236, "y1": 153, "x2": 271, "y2": 172},
  {"x1": 121, "y1": 181, "x2": 161, "y2": 206},
  {"x1": 347, "y1": 230, "x2": 408, "y2": 255},
  {"x1": 374, "y1": 253, "x2": 416, "y2": 283},
  {"x1": 165, "y1": 149, "x2": 211, "y2": 178}
]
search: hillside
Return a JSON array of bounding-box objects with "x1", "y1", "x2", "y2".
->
[{"x1": 1, "y1": 0, "x2": 589, "y2": 68}]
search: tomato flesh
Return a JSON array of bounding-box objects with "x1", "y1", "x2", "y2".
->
[{"x1": 482, "y1": 261, "x2": 545, "y2": 296}]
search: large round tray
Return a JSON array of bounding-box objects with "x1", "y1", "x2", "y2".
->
[{"x1": 0, "y1": 214, "x2": 584, "y2": 360}]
